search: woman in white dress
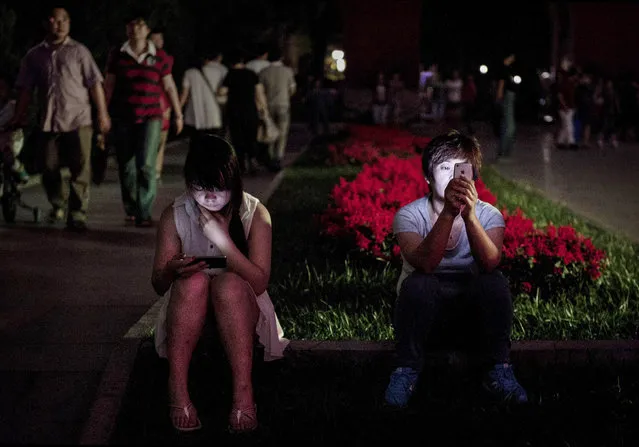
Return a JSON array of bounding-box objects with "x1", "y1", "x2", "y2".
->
[{"x1": 151, "y1": 134, "x2": 288, "y2": 433}]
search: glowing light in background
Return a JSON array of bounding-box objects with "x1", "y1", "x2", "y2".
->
[
  {"x1": 331, "y1": 49, "x2": 344, "y2": 60},
  {"x1": 336, "y1": 58, "x2": 346, "y2": 72},
  {"x1": 513, "y1": 75, "x2": 522, "y2": 84},
  {"x1": 541, "y1": 71, "x2": 550, "y2": 79},
  {"x1": 479, "y1": 65, "x2": 488, "y2": 74}
]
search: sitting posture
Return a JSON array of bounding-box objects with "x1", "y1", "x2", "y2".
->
[
  {"x1": 385, "y1": 130, "x2": 528, "y2": 408},
  {"x1": 151, "y1": 134, "x2": 289, "y2": 432}
]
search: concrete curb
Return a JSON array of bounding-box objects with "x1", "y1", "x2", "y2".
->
[
  {"x1": 288, "y1": 339, "x2": 639, "y2": 353},
  {"x1": 78, "y1": 338, "x2": 141, "y2": 445},
  {"x1": 289, "y1": 339, "x2": 639, "y2": 366}
]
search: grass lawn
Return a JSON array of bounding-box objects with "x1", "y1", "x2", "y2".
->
[
  {"x1": 266, "y1": 140, "x2": 639, "y2": 341},
  {"x1": 112, "y1": 338, "x2": 639, "y2": 446}
]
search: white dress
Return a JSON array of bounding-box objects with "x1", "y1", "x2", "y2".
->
[{"x1": 154, "y1": 191, "x2": 290, "y2": 361}]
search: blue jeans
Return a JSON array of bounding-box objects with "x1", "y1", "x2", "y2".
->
[
  {"x1": 113, "y1": 119, "x2": 162, "y2": 221},
  {"x1": 498, "y1": 91, "x2": 516, "y2": 156},
  {"x1": 393, "y1": 270, "x2": 513, "y2": 372}
]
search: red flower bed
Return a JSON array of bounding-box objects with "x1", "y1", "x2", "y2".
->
[
  {"x1": 327, "y1": 125, "x2": 431, "y2": 165},
  {"x1": 501, "y1": 208, "x2": 607, "y2": 298},
  {"x1": 319, "y1": 155, "x2": 496, "y2": 260},
  {"x1": 318, "y1": 133, "x2": 607, "y2": 298}
]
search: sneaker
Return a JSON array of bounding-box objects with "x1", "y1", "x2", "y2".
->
[
  {"x1": 47, "y1": 208, "x2": 65, "y2": 223},
  {"x1": 481, "y1": 363, "x2": 528, "y2": 404},
  {"x1": 384, "y1": 367, "x2": 419, "y2": 408}
]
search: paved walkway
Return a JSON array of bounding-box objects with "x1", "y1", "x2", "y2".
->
[{"x1": 0, "y1": 124, "x2": 312, "y2": 445}]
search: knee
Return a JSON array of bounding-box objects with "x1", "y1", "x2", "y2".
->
[
  {"x1": 475, "y1": 271, "x2": 512, "y2": 306},
  {"x1": 399, "y1": 272, "x2": 440, "y2": 306},
  {"x1": 172, "y1": 271, "x2": 210, "y2": 301},
  {"x1": 210, "y1": 272, "x2": 251, "y2": 305}
]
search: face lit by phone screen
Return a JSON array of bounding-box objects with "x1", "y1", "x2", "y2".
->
[
  {"x1": 190, "y1": 186, "x2": 231, "y2": 212},
  {"x1": 430, "y1": 157, "x2": 469, "y2": 201}
]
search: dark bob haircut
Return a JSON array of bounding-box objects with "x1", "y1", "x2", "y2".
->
[{"x1": 422, "y1": 129, "x2": 482, "y2": 182}]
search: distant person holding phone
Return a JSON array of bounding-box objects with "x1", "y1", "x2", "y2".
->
[
  {"x1": 151, "y1": 134, "x2": 289, "y2": 433},
  {"x1": 384, "y1": 130, "x2": 527, "y2": 408}
]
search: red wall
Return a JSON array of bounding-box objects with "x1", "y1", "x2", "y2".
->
[
  {"x1": 571, "y1": 3, "x2": 639, "y2": 77},
  {"x1": 339, "y1": 0, "x2": 422, "y2": 89}
]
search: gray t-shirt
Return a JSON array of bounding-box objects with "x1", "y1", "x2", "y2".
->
[{"x1": 393, "y1": 195, "x2": 505, "y2": 295}]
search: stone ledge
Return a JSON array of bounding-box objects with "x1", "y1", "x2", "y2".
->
[{"x1": 289, "y1": 339, "x2": 639, "y2": 352}]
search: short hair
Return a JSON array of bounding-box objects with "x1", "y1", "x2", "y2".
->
[
  {"x1": 124, "y1": 8, "x2": 150, "y2": 25},
  {"x1": 150, "y1": 27, "x2": 165, "y2": 36},
  {"x1": 44, "y1": 6, "x2": 70, "y2": 21},
  {"x1": 201, "y1": 47, "x2": 222, "y2": 61},
  {"x1": 422, "y1": 130, "x2": 482, "y2": 182},
  {"x1": 253, "y1": 43, "x2": 269, "y2": 57},
  {"x1": 225, "y1": 47, "x2": 247, "y2": 66},
  {"x1": 268, "y1": 46, "x2": 283, "y2": 62}
]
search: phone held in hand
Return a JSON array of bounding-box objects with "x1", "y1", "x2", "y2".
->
[
  {"x1": 454, "y1": 162, "x2": 474, "y2": 181},
  {"x1": 187, "y1": 256, "x2": 227, "y2": 268}
]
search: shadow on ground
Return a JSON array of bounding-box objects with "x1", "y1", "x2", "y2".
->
[{"x1": 112, "y1": 337, "x2": 639, "y2": 446}]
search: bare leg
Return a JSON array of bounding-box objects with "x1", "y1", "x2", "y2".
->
[
  {"x1": 209, "y1": 272, "x2": 259, "y2": 430},
  {"x1": 166, "y1": 272, "x2": 210, "y2": 428}
]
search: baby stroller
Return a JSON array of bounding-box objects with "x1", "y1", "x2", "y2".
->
[{"x1": 0, "y1": 125, "x2": 40, "y2": 223}]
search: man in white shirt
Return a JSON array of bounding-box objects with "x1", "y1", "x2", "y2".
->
[
  {"x1": 246, "y1": 46, "x2": 270, "y2": 74},
  {"x1": 179, "y1": 49, "x2": 228, "y2": 137},
  {"x1": 258, "y1": 47, "x2": 296, "y2": 171}
]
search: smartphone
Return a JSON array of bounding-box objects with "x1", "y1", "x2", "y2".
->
[
  {"x1": 454, "y1": 162, "x2": 474, "y2": 181},
  {"x1": 186, "y1": 256, "x2": 227, "y2": 269}
]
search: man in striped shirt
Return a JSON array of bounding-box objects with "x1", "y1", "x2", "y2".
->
[{"x1": 104, "y1": 13, "x2": 183, "y2": 228}]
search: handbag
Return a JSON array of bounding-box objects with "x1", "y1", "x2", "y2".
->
[{"x1": 257, "y1": 112, "x2": 280, "y2": 144}]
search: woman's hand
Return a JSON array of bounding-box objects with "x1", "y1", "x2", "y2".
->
[
  {"x1": 197, "y1": 204, "x2": 233, "y2": 252},
  {"x1": 166, "y1": 253, "x2": 207, "y2": 278}
]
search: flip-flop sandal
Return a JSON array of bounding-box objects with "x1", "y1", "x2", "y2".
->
[
  {"x1": 228, "y1": 404, "x2": 258, "y2": 433},
  {"x1": 169, "y1": 402, "x2": 202, "y2": 432}
]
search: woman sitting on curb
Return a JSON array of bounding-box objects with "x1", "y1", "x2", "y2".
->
[
  {"x1": 385, "y1": 130, "x2": 528, "y2": 408},
  {"x1": 151, "y1": 134, "x2": 289, "y2": 432}
]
